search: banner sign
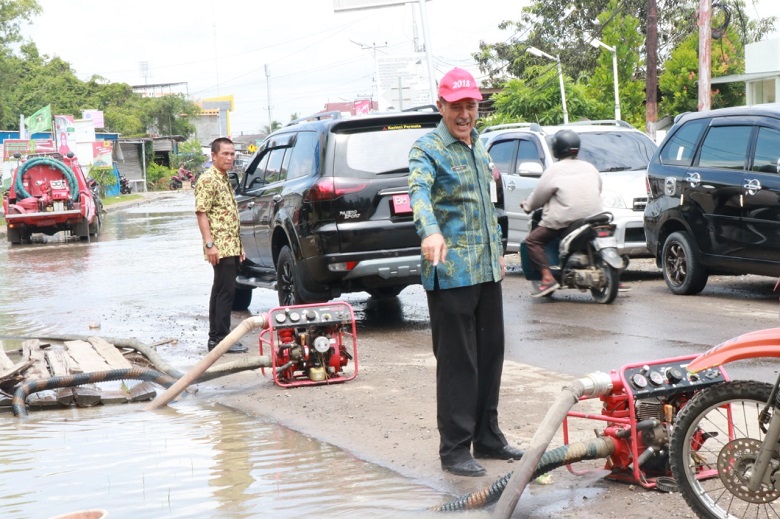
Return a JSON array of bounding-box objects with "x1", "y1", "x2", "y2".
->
[{"x1": 2, "y1": 139, "x2": 56, "y2": 161}]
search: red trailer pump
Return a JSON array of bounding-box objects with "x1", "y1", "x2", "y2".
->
[{"x1": 259, "y1": 302, "x2": 358, "y2": 388}]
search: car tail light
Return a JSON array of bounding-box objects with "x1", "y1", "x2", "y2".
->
[
  {"x1": 328, "y1": 261, "x2": 359, "y2": 272},
  {"x1": 305, "y1": 177, "x2": 369, "y2": 202}
]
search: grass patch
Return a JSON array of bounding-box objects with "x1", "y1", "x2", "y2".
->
[{"x1": 102, "y1": 194, "x2": 144, "y2": 206}]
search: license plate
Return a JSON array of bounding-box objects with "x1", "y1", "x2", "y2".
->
[
  {"x1": 50, "y1": 180, "x2": 66, "y2": 189},
  {"x1": 391, "y1": 194, "x2": 412, "y2": 215}
]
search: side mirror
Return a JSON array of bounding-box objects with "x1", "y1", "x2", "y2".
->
[{"x1": 518, "y1": 161, "x2": 544, "y2": 177}]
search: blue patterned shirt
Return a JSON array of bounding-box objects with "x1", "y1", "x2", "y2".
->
[{"x1": 408, "y1": 121, "x2": 503, "y2": 290}]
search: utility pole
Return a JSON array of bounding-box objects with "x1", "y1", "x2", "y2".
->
[
  {"x1": 645, "y1": 0, "x2": 658, "y2": 141},
  {"x1": 698, "y1": 0, "x2": 712, "y2": 111},
  {"x1": 265, "y1": 64, "x2": 272, "y2": 132},
  {"x1": 351, "y1": 40, "x2": 388, "y2": 102}
]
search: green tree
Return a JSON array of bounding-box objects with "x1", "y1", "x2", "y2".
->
[
  {"x1": 487, "y1": 65, "x2": 594, "y2": 126},
  {"x1": 659, "y1": 26, "x2": 745, "y2": 117},
  {"x1": 174, "y1": 139, "x2": 207, "y2": 171},
  {"x1": 262, "y1": 121, "x2": 282, "y2": 134},
  {"x1": 0, "y1": 0, "x2": 40, "y2": 46},
  {"x1": 140, "y1": 94, "x2": 198, "y2": 138},
  {"x1": 584, "y1": 0, "x2": 645, "y2": 126}
]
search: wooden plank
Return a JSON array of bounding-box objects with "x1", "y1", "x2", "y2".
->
[
  {"x1": 64, "y1": 340, "x2": 112, "y2": 373},
  {"x1": 22, "y1": 339, "x2": 50, "y2": 380},
  {"x1": 45, "y1": 348, "x2": 70, "y2": 376},
  {"x1": 74, "y1": 385, "x2": 101, "y2": 407},
  {"x1": 87, "y1": 336, "x2": 132, "y2": 369},
  {"x1": 0, "y1": 346, "x2": 14, "y2": 371},
  {"x1": 101, "y1": 390, "x2": 129, "y2": 405},
  {"x1": 55, "y1": 388, "x2": 75, "y2": 406},
  {"x1": 0, "y1": 360, "x2": 34, "y2": 387},
  {"x1": 128, "y1": 381, "x2": 157, "y2": 402}
]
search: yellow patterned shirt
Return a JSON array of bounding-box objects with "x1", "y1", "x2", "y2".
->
[{"x1": 194, "y1": 166, "x2": 242, "y2": 259}]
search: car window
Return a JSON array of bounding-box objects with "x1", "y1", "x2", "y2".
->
[
  {"x1": 487, "y1": 140, "x2": 515, "y2": 175},
  {"x1": 244, "y1": 153, "x2": 270, "y2": 190},
  {"x1": 660, "y1": 119, "x2": 708, "y2": 166},
  {"x1": 698, "y1": 126, "x2": 751, "y2": 170},
  {"x1": 335, "y1": 126, "x2": 433, "y2": 178},
  {"x1": 264, "y1": 148, "x2": 287, "y2": 184},
  {"x1": 517, "y1": 139, "x2": 542, "y2": 169},
  {"x1": 577, "y1": 131, "x2": 657, "y2": 172},
  {"x1": 287, "y1": 132, "x2": 319, "y2": 180},
  {"x1": 752, "y1": 127, "x2": 780, "y2": 173}
]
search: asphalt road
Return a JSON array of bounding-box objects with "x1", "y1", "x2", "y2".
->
[{"x1": 2, "y1": 190, "x2": 779, "y2": 384}]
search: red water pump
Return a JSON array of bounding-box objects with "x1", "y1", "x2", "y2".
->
[
  {"x1": 259, "y1": 302, "x2": 358, "y2": 388},
  {"x1": 563, "y1": 354, "x2": 729, "y2": 489}
]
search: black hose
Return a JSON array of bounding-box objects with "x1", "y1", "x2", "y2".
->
[
  {"x1": 12, "y1": 367, "x2": 177, "y2": 417},
  {"x1": 431, "y1": 437, "x2": 616, "y2": 512}
]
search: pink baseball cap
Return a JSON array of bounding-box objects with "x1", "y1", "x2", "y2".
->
[{"x1": 438, "y1": 68, "x2": 483, "y2": 102}]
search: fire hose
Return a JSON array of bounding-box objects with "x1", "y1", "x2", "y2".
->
[
  {"x1": 428, "y1": 373, "x2": 616, "y2": 513},
  {"x1": 14, "y1": 156, "x2": 80, "y2": 203},
  {"x1": 490, "y1": 372, "x2": 615, "y2": 519},
  {"x1": 431, "y1": 437, "x2": 616, "y2": 512},
  {"x1": 8, "y1": 314, "x2": 273, "y2": 417},
  {"x1": 12, "y1": 367, "x2": 177, "y2": 417}
]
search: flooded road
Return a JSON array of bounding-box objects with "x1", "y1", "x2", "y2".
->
[
  {"x1": 0, "y1": 403, "x2": 446, "y2": 519},
  {"x1": 3, "y1": 191, "x2": 780, "y2": 518},
  {"x1": 0, "y1": 193, "x2": 454, "y2": 519}
]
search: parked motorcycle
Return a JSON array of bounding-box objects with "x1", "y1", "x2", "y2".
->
[
  {"x1": 119, "y1": 175, "x2": 131, "y2": 195},
  {"x1": 169, "y1": 166, "x2": 195, "y2": 190},
  {"x1": 519, "y1": 210, "x2": 624, "y2": 304},
  {"x1": 669, "y1": 328, "x2": 780, "y2": 518}
]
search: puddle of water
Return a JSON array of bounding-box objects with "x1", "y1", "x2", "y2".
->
[{"x1": 0, "y1": 402, "x2": 466, "y2": 519}]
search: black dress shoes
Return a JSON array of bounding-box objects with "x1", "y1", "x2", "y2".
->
[
  {"x1": 207, "y1": 340, "x2": 248, "y2": 354},
  {"x1": 473, "y1": 444, "x2": 525, "y2": 460},
  {"x1": 441, "y1": 458, "x2": 487, "y2": 477}
]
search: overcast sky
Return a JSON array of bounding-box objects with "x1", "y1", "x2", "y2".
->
[{"x1": 21, "y1": 0, "x2": 780, "y2": 136}]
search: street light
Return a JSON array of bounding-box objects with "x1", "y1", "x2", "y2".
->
[
  {"x1": 589, "y1": 37, "x2": 621, "y2": 121},
  {"x1": 526, "y1": 46, "x2": 568, "y2": 124}
]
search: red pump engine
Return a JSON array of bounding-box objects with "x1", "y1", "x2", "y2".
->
[
  {"x1": 259, "y1": 302, "x2": 358, "y2": 388},
  {"x1": 563, "y1": 355, "x2": 729, "y2": 489}
]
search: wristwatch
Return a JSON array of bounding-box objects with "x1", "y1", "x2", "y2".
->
[{"x1": 205, "y1": 241, "x2": 214, "y2": 249}]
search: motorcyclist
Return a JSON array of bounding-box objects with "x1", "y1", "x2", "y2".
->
[{"x1": 520, "y1": 129, "x2": 603, "y2": 297}]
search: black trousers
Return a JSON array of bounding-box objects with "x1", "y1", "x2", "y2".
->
[
  {"x1": 426, "y1": 281, "x2": 507, "y2": 463},
  {"x1": 208, "y1": 256, "x2": 239, "y2": 343}
]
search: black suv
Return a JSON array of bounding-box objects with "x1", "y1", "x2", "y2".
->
[
  {"x1": 231, "y1": 109, "x2": 507, "y2": 308},
  {"x1": 644, "y1": 104, "x2": 780, "y2": 295}
]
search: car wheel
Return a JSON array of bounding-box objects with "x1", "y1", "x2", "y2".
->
[
  {"x1": 662, "y1": 231, "x2": 708, "y2": 295},
  {"x1": 232, "y1": 286, "x2": 253, "y2": 311},
  {"x1": 276, "y1": 245, "x2": 303, "y2": 306},
  {"x1": 366, "y1": 286, "x2": 404, "y2": 299}
]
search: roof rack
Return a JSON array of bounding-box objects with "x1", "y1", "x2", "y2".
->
[
  {"x1": 481, "y1": 122, "x2": 543, "y2": 134},
  {"x1": 286, "y1": 111, "x2": 343, "y2": 127},
  {"x1": 564, "y1": 119, "x2": 633, "y2": 128}
]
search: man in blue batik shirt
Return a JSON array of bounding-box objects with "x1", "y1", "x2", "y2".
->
[{"x1": 408, "y1": 67, "x2": 524, "y2": 478}]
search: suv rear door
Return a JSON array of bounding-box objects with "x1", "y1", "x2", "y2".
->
[
  {"x1": 682, "y1": 119, "x2": 752, "y2": 258},
  {"x1": 739, "y1": 121, "x2": 780, "y2": 263}
]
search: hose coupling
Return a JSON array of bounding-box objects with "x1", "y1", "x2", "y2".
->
[{"x1": 577, "y1": 372, "x2": 613, "y2": 398}]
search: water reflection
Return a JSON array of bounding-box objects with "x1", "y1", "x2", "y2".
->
[{"x1": 0, "y1": 403, "x2": 451, "y2": 519}]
